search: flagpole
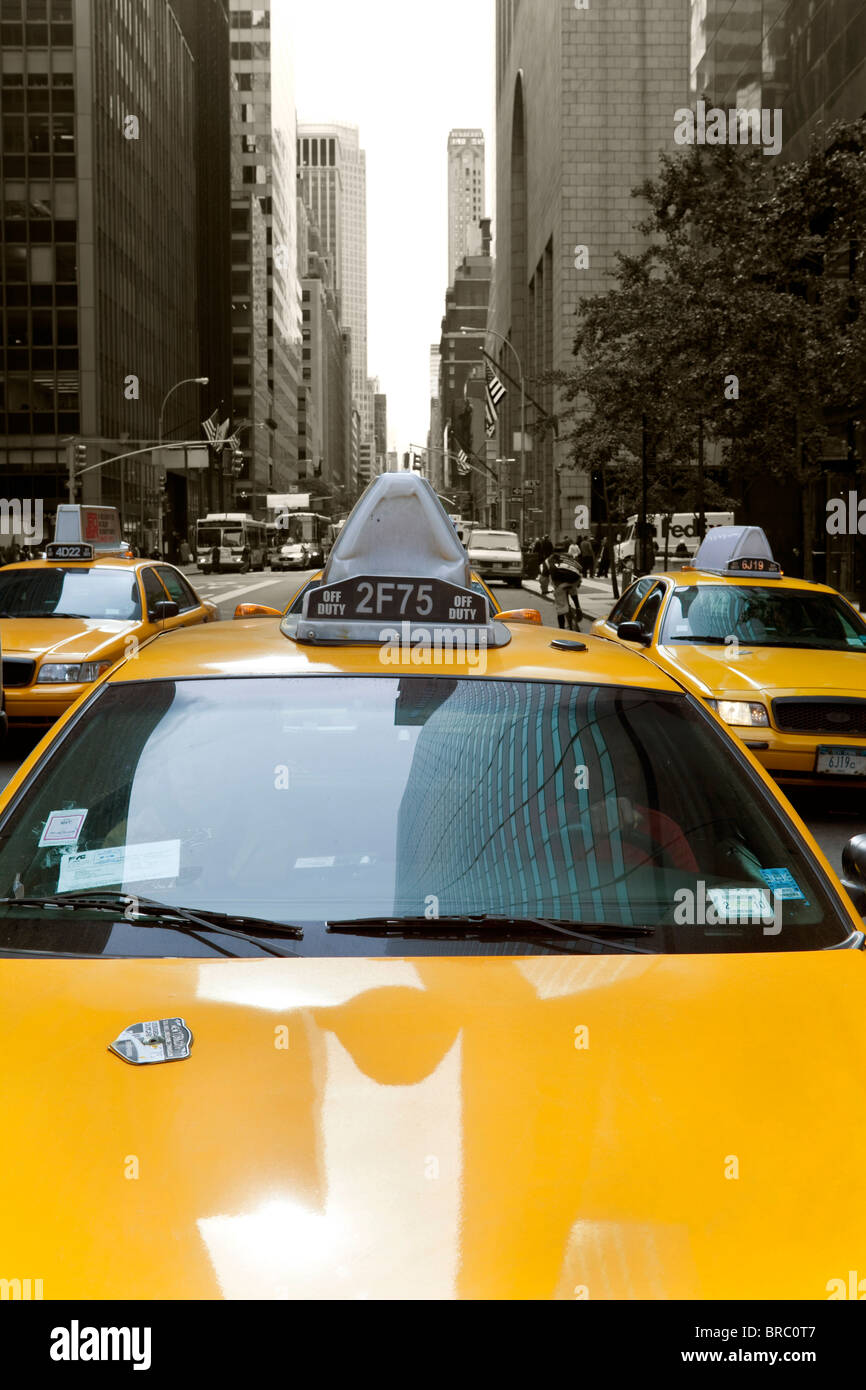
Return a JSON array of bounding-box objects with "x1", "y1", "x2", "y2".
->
[{"x1": 460, "y1": 327, "x2": 526, "y2": 546}]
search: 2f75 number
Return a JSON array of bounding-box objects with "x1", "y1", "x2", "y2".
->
[{"x1": 355, "y1": 581, "x2": 433, "y2": 617}]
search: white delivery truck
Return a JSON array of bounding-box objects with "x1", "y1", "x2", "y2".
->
[{"x1": 614, "y1": 512, "x2": 734, "y2": 572}]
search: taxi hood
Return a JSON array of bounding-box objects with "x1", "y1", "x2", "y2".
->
[
  {"x1": 0, "y1": 617, "x2": 137, "y2": 661},
  {"x1": 2, "y1": 950, "x2": 864, "y2": 1300},
  {"x1": 659, "y1": 640, "x2": 866, "y2": 701}
]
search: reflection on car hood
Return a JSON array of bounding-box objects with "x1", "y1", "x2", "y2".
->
[
  {"x1": 0, "y1": 617, "x2": 137, "y2": 660},
  {"x1": 2, "y1": 950, "x2": 864, "y2": 1299}
]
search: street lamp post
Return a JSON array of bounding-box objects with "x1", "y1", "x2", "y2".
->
[
  {"x1": 460, "y1": 326, "x2": 526, "y2": 545},
  {"x1": 157, "y1": 376, "x2": 208, "y2": 557}
]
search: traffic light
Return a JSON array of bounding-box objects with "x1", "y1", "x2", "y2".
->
[
  {"x1": 158, "y1": 473, "x2": 167, "y2": 493},
  {"x1": 231, "y1": 448, "x2": 244, "y2": 475},
  {"x1": 75, "y1": 443, "x2": 87, "y2": 467}
]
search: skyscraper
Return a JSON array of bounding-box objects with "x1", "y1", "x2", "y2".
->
[
  {"x1": 229, "y1": 0, "x2": 300, "y2": 512},
  {"x1": 447, "y1": 129, "x2": 485, "y2": 286},
  {"x1": 0, "y1": 0, "x2": 202, "y2": 553},
  {"x1": 297, "y1": 123, "x2": 370, "y2": 443},
  {"x1": 491, "y1": 0, "x2": 689, "y2": 538}
]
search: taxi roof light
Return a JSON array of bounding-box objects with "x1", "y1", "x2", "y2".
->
[
  {"x1": 281, "y1": 473, "x2": 512, "y2": 649},
  {"x1": 322, "y1": 472, "x2": 471, "y2": 589},
  {"x1": 692, "y1": 525, "x2": 782, "y2": 578}
]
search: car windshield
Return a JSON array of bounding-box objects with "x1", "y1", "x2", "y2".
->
[
  {"x1": 0, "y1": 567, "x2": 141, "y2": 620},
  {"x1": 197, "y1": 527, "x2": 223, "y2": 549},
  {"x1": 470, "y1": 533, "x2": 520, "y2": 552},
  {"x1": 0, "y1": 676, "x2": 849, "y2": 957},
  {"x1": 660, "y1": 585, "x2": 866, "y2": 650}
]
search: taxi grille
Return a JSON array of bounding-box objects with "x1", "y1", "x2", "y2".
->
[
  {"x1": 2, "y1": 658, "x2": 35, "y2": 688},
  {"x1": 773, "y1": 698, "x2": 866, "y2": 736}
]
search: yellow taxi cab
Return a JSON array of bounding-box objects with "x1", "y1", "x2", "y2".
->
[
  {"x1": 592, "y1": 525, "x2": 866, "y2": 786},
  {"x1": 0, "y1": 507, "x2": 217, "y2": 728},
  {"x1": 1, "y1": 476, "x2": 865, "y2": 1301}
]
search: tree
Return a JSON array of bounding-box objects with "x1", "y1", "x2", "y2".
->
[{"x1": 555, "y1": 119, "x2": 866, "y2": 578}]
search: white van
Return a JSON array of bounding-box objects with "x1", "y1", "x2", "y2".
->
[
  {"x1": 614, "y1": 512, "x2": 734, "y2": 571},
  {"x1": 464, "y1": 528, "x2": 524, "y2": 583}
]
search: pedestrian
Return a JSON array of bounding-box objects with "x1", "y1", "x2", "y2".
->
[
  {"x1": 538, "y1": 533, "x2": 554, "y2": 597},
  {"x1": 548, "y1": 552, "x2": 584, "y2": 630},
  {"x1": 179, "y1": 537, "x2": 191, "y2": 565},
  {"x1": 596, "y1": 536, "x2": 610, "y2": 578},
  {"x1": 567, "y1": 537, "x2": 581, "y2": 563},
  {"x1": 579, "y1": 534, "x2": 595, "y2": 578}
]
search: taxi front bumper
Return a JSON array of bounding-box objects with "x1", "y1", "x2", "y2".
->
[
  {"x1": 730, "y1": 724, "x2": 866, "y2": 782},
  {"x1": 5, "y1": 682, "x2": 89, "y2": 724}
]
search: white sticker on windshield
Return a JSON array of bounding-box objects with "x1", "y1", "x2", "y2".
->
[
  {"x1": 58, "y1": 840, "x2": 180, "y2": 892},
  {"x1": 39, "y1": 808, "x2": 88, "y2": 848},
  {"x1": 294, "y1": 856, "x2": 335, "y2": 869},
  {"x1": 707, "y1": 886, "x2": 774, "y2": 922}
]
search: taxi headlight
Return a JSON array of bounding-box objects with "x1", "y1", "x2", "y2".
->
[
  {"x1": 37, "y1": 661, "x2": 111, "y2": 684},
  {"x1": 713, "y1": 699, "x2": 770, "y2": 727}
]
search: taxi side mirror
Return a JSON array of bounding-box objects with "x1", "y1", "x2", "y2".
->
[
  {"x1": 152, "y1": 599, "x2": 179, "y2": 623},
  {"x1": 234, "y1": 603, "x2": 282, "y2": 620},
  {"x1": 841, "y1": 834, "x2": 866, "y2": 915},
  {"x1": 617, "y1": 621, "x2": 650, "y2": 645}
]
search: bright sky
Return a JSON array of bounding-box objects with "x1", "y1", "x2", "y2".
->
[{"x1": 279, "y1": 0, "x2": 496, "y2": 459}]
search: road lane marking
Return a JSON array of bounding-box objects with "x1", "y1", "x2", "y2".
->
[{"x1": 206, "y1": 579, "x2": 287, "y2": 606}]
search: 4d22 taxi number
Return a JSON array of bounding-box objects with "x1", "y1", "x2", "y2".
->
[{"x1": 307, "y1": 576, "x2": 487, "y2": 623}]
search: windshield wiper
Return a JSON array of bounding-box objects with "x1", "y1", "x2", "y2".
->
[
  {"x1": 327, "y1": 913, "x2": 654, "y2": 954},
  {"x1": 0, "y1": 893, "x2": 302, "y2": 957}
]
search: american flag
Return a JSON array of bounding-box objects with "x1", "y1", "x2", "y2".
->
[
  {"x1": 485, "y1": 363, "x2": 506, "y2": 437},
  {"x1": 456, "y1": 448, "x2": 471, "y2": 476}
]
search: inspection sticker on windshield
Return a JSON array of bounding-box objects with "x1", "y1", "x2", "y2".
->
[
  {"x1": 706, "y1": 886, "x2": 775, "y2": 922},
  {"x1": 39, "y1": 808, "x2": 88, "y2": 848},
  {"x1": 759, "y1": 867, "x2": 807, "y2": 902},
  {"x1": 58, "y1": 840, "x2": 180, "y2": 892},
  {"x1": 109, "y1": 1017, "x2": 193, "y2": 1066}
]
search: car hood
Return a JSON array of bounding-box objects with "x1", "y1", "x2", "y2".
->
[
  {"x1": 2, "y1": 950, "x2": 864, "y2": 1299},
  {"x1": 658, "y1": 641, "x2": 866, "y2": 701},
  {"x1": 0, "y1": 617, "x2": 136, "y2": 661}
]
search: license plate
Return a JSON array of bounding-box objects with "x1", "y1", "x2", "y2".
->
[{"x1": 816, "y1": 746, "x2": 866, "y2": 776}]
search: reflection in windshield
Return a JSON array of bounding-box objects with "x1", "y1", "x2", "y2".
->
[
  {"x1": 0, "y1": 567, "x2": 141, "y2": 620},
  {"x1": 661, "y1": 586, "x2": 866, "y2": 649},
  {"x1": 0, "y1": 676, "x2": 848, "y2": 956}
]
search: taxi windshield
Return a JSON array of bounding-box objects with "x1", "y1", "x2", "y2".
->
[
  {"x1": 470, "y1": 532, "x2": 520, "y2": 551},
  {"x1": 0, "y1": 676, "x2": 849, "y2": 957},
  {"x1": 660, "y1": 585, "x2": 866, "y2": 650},
  {"x1": 0, "y1": 566, "x2": 141, "y2": 621}
]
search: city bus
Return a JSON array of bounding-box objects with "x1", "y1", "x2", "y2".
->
[
  {"x1": 271, "y1": 511, "x2": 331, "y2": 571},
  {"x1": 195, "y1": 514, "x2": 269, "y2": 574}
]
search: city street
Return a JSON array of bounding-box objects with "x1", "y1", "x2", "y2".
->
[{"x1": 0, "y1": 564, "x2": 861, "y2": 885}]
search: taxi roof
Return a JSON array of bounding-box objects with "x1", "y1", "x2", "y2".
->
[
  {"x1": 0, "y1": 555, "x2": 150, "y2": 573},
  {"x1": 105, "y1": 616, "x2": 683, "y2": 692},
  {"x1": 652, "y1": 568, "x2": 841, "y2": 596}
]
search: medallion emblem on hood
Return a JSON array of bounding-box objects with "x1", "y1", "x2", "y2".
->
[{"x1": 109, "y1": 1017, "x2": 193, "y2": 1065}]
